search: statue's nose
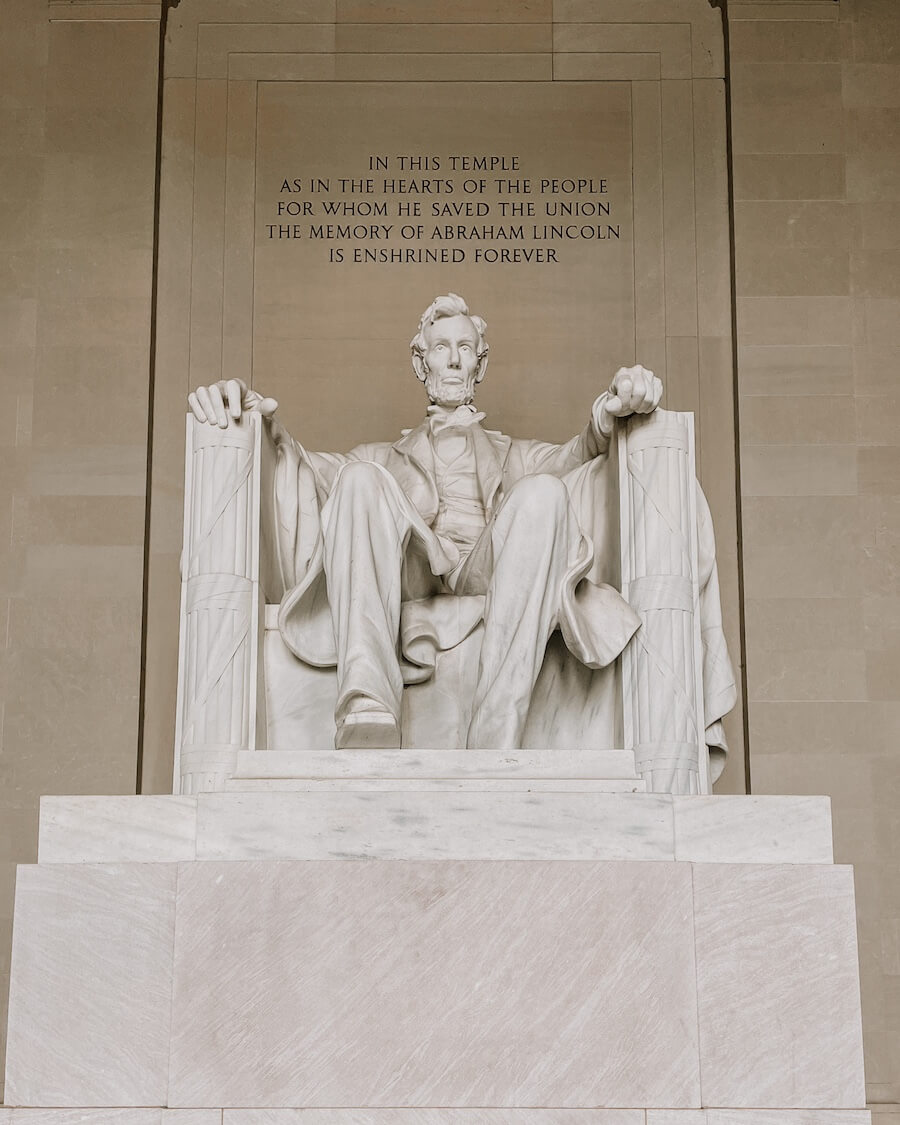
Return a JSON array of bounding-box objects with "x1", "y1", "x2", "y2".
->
[{"x1": 448, "y1": 348, "x2": 461, "y2": 367}]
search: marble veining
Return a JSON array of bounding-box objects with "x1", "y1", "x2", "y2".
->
[
  {"x1": 33, "y1": 793, "x2": 842, "y2": 865},
  {"x1": 223, "y1": 1114, "x2": 645, "y2": 1125},
  {"x1": 707, "y1": 1114, "x2": 871, "y2": 1125},
  {"x1": 648, "y1": 1116, "x2": 871, "y2": 1125},
  {"x1": 169, "y1": 860, "x2": 700, "y2": 1107},
  {"x1": 4, "y1": 1115, "x2": 223, "y2": 1125},
  {"x1": 4, "y1": 864, "x2": 177, "y2": 1107},
  {"x1": 194, "y1": 791, "x2": 675, "y2": 861},
  {"x1": 7, "y1": 1115, "x2": 164, "y2": 1125},
  {"x1": 693, "y1": 863, "x2": 866, "y2": 1108},
  {"x1": 38, "y1": 795, "x2": 198, "y2": 864},
  {"x1": 673, "y1": 795, "x2": 833, "y2": 863}
]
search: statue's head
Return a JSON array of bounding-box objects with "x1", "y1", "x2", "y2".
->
[{"x1": 410, "y1": 293, "x2": 489, "y2": 408}]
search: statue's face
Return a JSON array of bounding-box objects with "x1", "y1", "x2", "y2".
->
[{"x1": 420, "y1": 314, "x2": 483, "y2": 407}]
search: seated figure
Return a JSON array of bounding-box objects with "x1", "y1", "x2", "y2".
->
[{"x1": 189, "y1": 293, "x2": 734, "y2": 764}]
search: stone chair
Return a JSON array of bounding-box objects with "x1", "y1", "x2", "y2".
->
[{"x1": 174, "y1": 408, "x2": 715, "y2": 796}]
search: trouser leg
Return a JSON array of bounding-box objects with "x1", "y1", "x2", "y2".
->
[
  {"x1": 322, "y1": 461, "x2": 412, "y2": 731},
  {"x1": 466, "y1": 474, "x2": 579, "y2": 749}
]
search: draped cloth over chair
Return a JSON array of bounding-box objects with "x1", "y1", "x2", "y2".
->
[{"x1": 174, "y1": 409, "x2": 736, "y2": 796}]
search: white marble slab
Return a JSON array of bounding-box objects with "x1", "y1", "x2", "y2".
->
[
  {"x1": 4, "y1": 864, "x2": 177, "y2": 1107},
  {"x1": 649, "y1": 1115, "x2": 871, "y2": 1125},
  {"x1": 231, "y1": 749, "x2": 641, "y2": 780},
  {"x1": 693, "y1": 864, "x2": 866, "y2": 1108},
  {"x1": 707, "y1": 1114, "x2": 871, "y2": 1125},
  {"x1": 647, "y1": 1113, "x2": 708, "y2": 1125},
  {"x1": 5, "y1": 1114, "x2": 222, "y2": 1125},
  {"x1": 33, "y1": 794, "x2": 842, "y2": 865},
  {"x1": 9, "y1": 1115, "x2": 164, "y2": 1125},
  {"x1": 225, "y1": 1114, "x2": 644, "y2": 1125},
  {"x1": 673, "y1": 795, "x2": 834, "y2": 863},
  {"x1": 169, "y1": 860, "x2": 700, "y2": 1107},
  {"x1": 39, "y1": 796, "x2": 198, "y2": 863},
  {"x1": 223, "y1": 779, "x2": 646, "y2": 793},
  {"x1": 162, "y1": 1115, "x2": 222, "y2": 1125},
  {"x1": 194, "y1": 792, "x2": 676, "y2": 861}
]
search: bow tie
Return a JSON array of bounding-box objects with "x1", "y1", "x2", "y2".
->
[{"x1": 427, "y1": 404, "x2": 486, "y2": 433}]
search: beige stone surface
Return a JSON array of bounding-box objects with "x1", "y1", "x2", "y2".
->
[
  {"x1": 336, "y1": 0, "x2": 551, "y2": 21},
  {"x1": 0, "y1": 3, "x2": 160, "y2": 1097},
  {"x1": 733, "y1": 154, "x2": 846, "y2": 200},
  {"x1": 336, "y1": 23, "x2": 552, "y2": 53},
  {"x1": 728, "y1": 1, "x2": 900, "y2": 1108}
]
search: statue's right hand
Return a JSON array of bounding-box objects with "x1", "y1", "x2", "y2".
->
[{"x1": 188, "y1": 379, "x2": 279, "y2": 428}]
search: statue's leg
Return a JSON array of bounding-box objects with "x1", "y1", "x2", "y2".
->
[
  {"x1": 322, "y1": 461, "x2": 414, "y2": 749},
  {"x1": 466, "y1": 474, "x2": 580, "y2": 749}
]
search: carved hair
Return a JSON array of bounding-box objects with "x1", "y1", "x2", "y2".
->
[{"x1": 409, "y1": 293, "x2": 489, "y2": 363}]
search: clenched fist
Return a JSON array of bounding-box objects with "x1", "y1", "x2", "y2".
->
[
  {"x1": 593, "y1": 365, "x2": 663, "y2": 438},
  {"x1": 188, "y1": 378, "x2": 279, "y2": 428}
]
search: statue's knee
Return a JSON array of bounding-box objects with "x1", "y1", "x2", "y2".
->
[
  {"x1": 506, "y1": 474, "x2": 569, "y2": 518},
  {"x1": 333, "y1": 460, "x2": 385, "y2": 496}
]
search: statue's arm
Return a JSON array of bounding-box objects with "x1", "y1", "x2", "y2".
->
[
  {"x1": 518, "y1": 365, "x2": 664, "y2": 477},
  {"x1": 516, "y1": 423, "x2": 606, "y2": 477},
  {"x1": 187, "y1": 377, "x2": 369, "y2": 494}
]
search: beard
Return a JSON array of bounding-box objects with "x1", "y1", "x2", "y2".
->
[{"x1": 424, "y1": 369, "x2": 477, "y2": 407}]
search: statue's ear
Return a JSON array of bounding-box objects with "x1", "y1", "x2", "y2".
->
[
  {"x1": 412, "y1": 352, "x2": 427, "y2": 384},
  {"x1": 475, "y1": 350, "x2": 489, "y2": 384}
]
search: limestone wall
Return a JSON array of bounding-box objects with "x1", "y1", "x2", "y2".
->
[
  {"x1": 0, "y1": 0, "x2": 161, "y2": 1096},
  {"x1": 727, "y1": 0, "x2": 900, "y2": 1115}
]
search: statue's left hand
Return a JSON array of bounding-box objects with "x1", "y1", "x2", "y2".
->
[
  {"x1": 188, "y1": 378, "x2": 279, "y2": 428},
  {"x1": 595, "y1": 365, "x2": 662, "y2": 436}
]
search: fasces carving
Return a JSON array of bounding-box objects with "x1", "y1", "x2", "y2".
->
[
  {"x1": 620, "y1": 413, "x2": 710, "y2": 794},
  {"x1": 175, "y1": 419, "x2": 265, "y2": 794},
  {"x1": 182, "y1": 294, "x2": 735, "y2": 794}
]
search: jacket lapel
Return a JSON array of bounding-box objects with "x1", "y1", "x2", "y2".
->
[
  {"x1": 469, "y1": 425, "x2": 511, "y2": 516},
  {"x1": 392, "y1": 422, "x2": 439, "y2": 520},
  {"x1": 393, "y1": 417, "x2": 512, "y2": 521}
]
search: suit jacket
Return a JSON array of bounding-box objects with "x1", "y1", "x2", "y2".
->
[
  {"x1": 294, "y1": 415, "x2": 603, "y2": 524},
  {"x1": 271, "y1": 413, "x2": 641, "y2": 678}
]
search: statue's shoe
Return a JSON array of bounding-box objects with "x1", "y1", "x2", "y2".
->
[{"x1": 334, "y1": 710, "x2": 401, "y2": 750}]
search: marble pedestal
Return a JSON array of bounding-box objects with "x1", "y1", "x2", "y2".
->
[{"x1": 3, "y1": 786, "x2": 869, "y2": 1125}]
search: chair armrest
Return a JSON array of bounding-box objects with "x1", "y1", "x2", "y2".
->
[
  {"x1": 617, "y1": 409, "x2": 710, "y2": 795},
  {"x1": 174, "y1": 412, "x2": 277, "y2": 793}
]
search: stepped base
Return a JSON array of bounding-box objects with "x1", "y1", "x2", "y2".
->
[
  {"x1": 4, "y1": 793, "x2": 866, "y2": 1118},
  {"x1": 228, "y1": 747, "x2": 644, "y2": 781},
  {"x1": 0, "y1": 1115, "x2": 875, "y2": 1125},
  {"x1": 37, "y1": 792, "x2": 834, "y2": 864}
]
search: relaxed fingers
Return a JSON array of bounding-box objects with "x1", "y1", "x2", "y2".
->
[
  {"x1": 195, "y1": 386, "x2": 218, "y2": 426},
  {"x1": 208, "y1": 383, "x2": 228, "y2": 428},
  {"x1": 188, "y1": 391, "x2": 207, "y2": 423},
  {"x1": 225, "y1": 379, "x2": 243, "y2": 419}
]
